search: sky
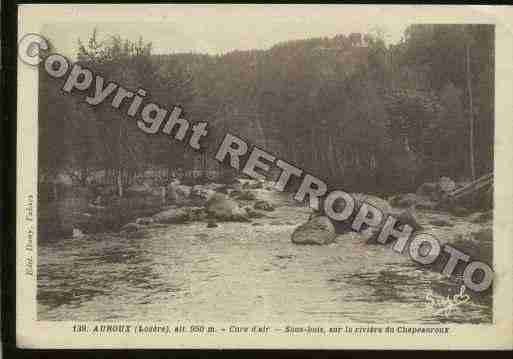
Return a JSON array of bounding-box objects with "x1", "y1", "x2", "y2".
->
[{"x1": 40, "y1": 5, "x2": 410, "y2": 58}]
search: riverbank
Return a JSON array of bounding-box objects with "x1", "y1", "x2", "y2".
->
[
  {"x1": 37, "y1": 177, "x2": 493, "y2": 322},
  {"x1": 37, "y1": 180, "x2": 493, "y2": 322}
]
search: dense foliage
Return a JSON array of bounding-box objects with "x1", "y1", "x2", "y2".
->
[{"x1": 39, "y1": 25, "x2": 494, "y2": 194}]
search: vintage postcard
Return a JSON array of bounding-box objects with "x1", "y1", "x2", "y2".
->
[{"x1": 16, "y1": 4, "x2": 513, "y2": 349}]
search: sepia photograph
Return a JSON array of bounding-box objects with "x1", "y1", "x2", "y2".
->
[{"x1": 14, "y1": 4, "x2": 513, "y2": 350}]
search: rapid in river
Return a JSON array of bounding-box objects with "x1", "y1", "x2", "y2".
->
[{"x1": 38, "y1": 190, "x2": 492, "y2": 324}]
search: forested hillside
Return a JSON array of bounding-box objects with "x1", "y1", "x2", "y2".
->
[{"x1": 39, "y1": 24, "x2": 494, "y2": 194}]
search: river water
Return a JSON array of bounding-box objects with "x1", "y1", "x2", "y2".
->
[{"x1": 38, "y1": 193, "x2": 492, "y2": 324}]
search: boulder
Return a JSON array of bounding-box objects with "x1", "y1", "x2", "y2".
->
[
  {"x1": 451, "y1": 227, "x2": 493, "y2": 266},
  {"x1": 413, "y1": 178, "x2": 456, "y2": 202},
  {"x1": 472, "y1": 227, "x2": 493, "y2": 243},
  {"x1": 127, "y1": 229, "x2": 150, "y2": 239},
  {"x1": 177, "y1": 184, "x2": 192, "y2": 198},
  {"x1": 389, "y1": 193, "x2": 418, "y2": 208},
  {"x1": 185, "y1": 206, "x2": 208, "y2": 221},
  {"x1": 190, "y1": 185, "x2": 216, "y2": 202},
  {"x1": 217, "y1": 186, "x2": 230, "y2": 194},
  {"x1": 389, "y1": 193, "x2": 438, "y2": 211},
  {"x1": 429, "y1": 218, "x2": 453, "y2": 227},
  {"x1": 168, "y1": 178, "x2": 181, "y2": 186},
  {"x1": 476, "y1": 186, "x2": 493, "y2": 211},
  {"x1": 135, "y1": 217, "x2": 154, "y2": 226},
  {"x1": 227, "y1": 181, "x2": 243, "y2": 192},
  {"x1": 291, "y1": 216, "x2": 336, "y2": 245},
  {"x1": 416, "y1": 182, "x2": 439, "y2": 200},
  {"x1": 320, "y1": 193, "x2": 390, "y2": 234},
  {"x1": 97, "y1": 185, "x2": 117, "y2": 197},
  {"x1": 166, "y1": 184, "x2": 179, "y2": 201},
  {"x1": 92, "y1": 195, "x2": 104, "y2": 206},
  {"x1": 366, "y1": 209, "x2": 423, "y2": 244},
  {"x1": 241, "y1": 179, "x2": 264, "y2": 190},
  {"x1": 152, "y1": 207, "x2": 190, "y2": 224},
  {"x1": 206, "y1": 193, "x2": 249, "y2": 222},
  {"x1": 468, "y1": 210, "x2": 493, "y2": 223},
  {"x1": 416, "y1": 201, "x2": 438, "y2": 211},
  {"x1": 393, "y1": 209, "x2": 423, "y2": 231},
  {"x1": 351, "y1": 193, "x2": 391, "y2": 230},
  {"x1": 148, "y1": 186, "x2": 165, "y2": 197},
  {"x1": 121, "y1": 222, "x2": 141, "y2": 233},
  {"x1": 229, "y1": 190, "x2": 242, "y2": 198},
  {"x1": 245, "y1": 207, "x2": 266, "y2": 219},
  {"x1": 254, "y1": 200, "x2": 275, "y2": 212},
  {"x1": 356, "y1": 194, "x2": 392, "y2": 218},
  {"x1": 167, "y1": 183, "x2": 192, "y2": 203},
  {"x1": 449, "y1": 206, "x2": 470, "y2": 217},
  {"x1": 72, "y1": 228, "x2": 86, "y2": 239},
  {"x1": 231, "y1": 190, "x2": 257, "y2": 201},
  {"x1": 203, "y1": 183, "x2": 224, "y2": 191},
  {"x1": 439, "y1": 176, "x2": 456, "y2": 194},
  {"x1": 207, "y1": 221, "x2": 218, "y2": 228}
]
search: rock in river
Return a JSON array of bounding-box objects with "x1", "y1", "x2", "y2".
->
[
  {"x1": 449, "y1": 206, "x2": 471, "y2": 217},
  {"x1": 389, "y1": 193, "x2": 437, "y2": 210},
  {"x1": 366, "y1": 209, "x2": 423, "y2": 244},
  {"x1": 254, "y1": 200, "x2": 275, "y2": 212},
  {"x1": 451, "y1": 227, "x2": 493, "y2": 265},
  {"x1": 207, "y1": 220, "x2": 219, "y2": 228},
  {"x1": 230, "y1": 190, "x2": 257, "y2": 201},
  {"x1": 416, "y1": 182, "x2": 439, "y2": 200},
  {"x1": 355, "y1": 194, "x2": 392, "y2": 218},
  {"x1": 245, "y1": 207, "x2": 266, "y2": 219},
  {"x1": 291, "y1": 216, "x2": 336, "y2": 245},
  {"x1": 152, "y1": 207, "x2": 190, "y2": 224},
  {"x1": 429, "y1": 218, "x2": 453, "y2": 227},
  {"x1": 167, "y1": 183, "x2": 192, "y2": 203},
  {"x1": 393, "y1": 209, "x2": 423, "y2": 231},
  {"x1": 468, "y1": 210, "x2": 493, "y2": 223},
  {"x1": 206, "y1": 193, "x2": 249, "y2": 222},
  {"x1": 190, "y1": 185, "x2": 216, "y2": 202},
  {"x1": 135, "y1": 217, "x2": 154, "y2": 226},
  {"x1": 121, "y1": 222, "x2": 142, "y2": 233},
  {"x1": 318, "y1": 193, "x2": 391, "y2": 234}
]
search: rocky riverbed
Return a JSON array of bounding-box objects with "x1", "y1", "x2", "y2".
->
[{"x1": 38, "y1": 178, "x2": 493, "y2": 323}]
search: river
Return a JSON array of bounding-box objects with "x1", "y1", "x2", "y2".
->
[{"x1": 38, "y1": 191, "x2": 492, "y2": 324}]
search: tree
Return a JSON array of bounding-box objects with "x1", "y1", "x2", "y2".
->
[
  {"x1": 396, "y1": 24, "x2": 494, "y2": 181},
  {"x1": 77, "y1": 30, "x2": 158, "y2": 196}
]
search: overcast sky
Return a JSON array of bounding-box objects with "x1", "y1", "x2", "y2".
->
[{"x1": 41, "y1": 5, "x2": 410, "y2": 57}]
